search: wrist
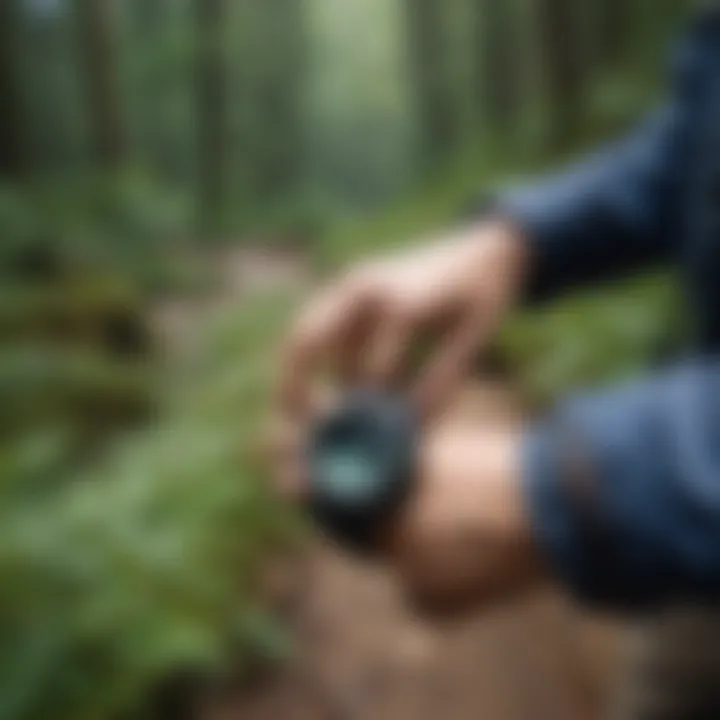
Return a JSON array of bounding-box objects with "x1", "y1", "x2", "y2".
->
[
  {"x1": 467, "y1": 218, "x2": 531, "y2": 306},
  {"x1": 387, "y1": 422, "x2": 546, "y2": 619},
  {"x1": 471, "y1": 427, "x2": 546, "y2": 592}
]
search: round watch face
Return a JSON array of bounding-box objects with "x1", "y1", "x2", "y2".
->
[
  {"x1": 315, "y1": 450, "x2": 381, "y2": 503},
  {"x1": 309, "y1": 390, "x2": 417, "y2": 552}
]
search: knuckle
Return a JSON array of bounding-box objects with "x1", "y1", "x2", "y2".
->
[
  {"x1": 288, "y1": 289, "x2": 334, "y2": 344},
  {"x1": 342, "y1": 264, "x2": 368, "y2": 290},
  {"x1": 284, "y1": 317, "x2": 321, "y2": 368},
  {"x1": 392, "y1": 300, "x2": 417, "y2": 326},
  {"x1": 285, "y1": 316, "x2": 311, "y2": 355},
  {"x1": 343, "y1": 262, "x2": 382, "y2": 300}
]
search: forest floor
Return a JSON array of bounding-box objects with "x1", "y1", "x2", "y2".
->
[{"x1": 154, "y1": 246, "x2": 626, "y2": 720}]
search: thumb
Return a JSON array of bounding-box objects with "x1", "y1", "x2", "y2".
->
[
  {"x1": 265, "y1": 384, "x2": 340, "y2": 504},
  {"x1": 413, "y1": 310, "x2": 487, "y2": 420},
  {"x1": 362, "y1": 310, "x2": 414, "y2": 387},
  {"x1": 261, "y1": 416, "x2": 310, "y2": 503}
]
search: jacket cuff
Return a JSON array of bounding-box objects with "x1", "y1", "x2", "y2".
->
[
  {"x1": 522, "y1": 422, "x2": 611, "y2": 605},
  {"x1": 494, "y1": 187, "x2": 573, "y2": 303},
  {"x1": 523, "y1": 386, "x2": 678, "y2": 610},
  {"x1": 467, "y1": 187, "x2": 573, "y2": 303}
]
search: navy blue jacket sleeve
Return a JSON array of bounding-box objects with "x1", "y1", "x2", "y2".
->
[
  {"x1": 498, "y1": 103, "x2": 690, "y2": 301},
  {"x1": 524, "y1": 360, "x2": 720, "y2": 609}
]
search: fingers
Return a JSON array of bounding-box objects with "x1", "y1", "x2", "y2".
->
[
  {"x1": 268, "y1": 381, "x2": 340, "y2": 503},
  {"x1": 278, "y1": 281, "x2": 366, "y2": 422},
  {"x1": 362, "y1": 310, "x2": 414, "y2": 387},
  {"x1": 274, "y1": 290, "x2": 351, "y2": 505},
  {"x1": 412, "y1": 310, "x2": 487, "y2": 420},
  {"x1": 335, "y1": 297, "x2": 379, "y2": 384},
  {"x1": 264, "y1": 416, "x2": 309, "y2": 502}
]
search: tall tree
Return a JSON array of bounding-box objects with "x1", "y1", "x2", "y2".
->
[
  {"x1": 595, "y1": 0, "x2": 627, "y2": 67},
  {"x1": 77, "y1": 0, "x2": 126, "y2": 170},
  {"x1": 535, "y1": 0, "x2": 586, "y2": 147},
  {"x1": 475, "y1": 0, "x2": 521, "y2": 139},
  {"x1": 252, "y1": 0, "x2": 307, "y2": 199},
  {"x1": 132, "y1": 0, "x2": 169, "y2": 173},
  {"x1": 196, "y1": 0, "x2": 226, "y2": 237},
  {"x1": 0, "y1": 0, "x2": 25, "y2": 179},
  {"x1": 405, "y1": 0, "x2": 459, "y2": 167}
]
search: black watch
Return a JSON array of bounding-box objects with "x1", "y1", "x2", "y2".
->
[{"x1": 308, "y1": 390, "x2": 419, "y2": 554}]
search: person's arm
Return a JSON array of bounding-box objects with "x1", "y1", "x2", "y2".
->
[
  {"x1": 524, "y1": 360, "x2": 720, "y2": 609},
  {"x1": 276, "y1": 79, "x2": 690, "y2": 443},
  {"x1": 496, "y1": 103, "x2": 690, "y2": 302},
  {"x1": 383, "y1": 362, "x2": 720, "y2": 616}
]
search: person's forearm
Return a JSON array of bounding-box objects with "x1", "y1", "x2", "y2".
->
[
  {"x1": 382, "y1": 401, "x2": 547, "y2": 620},
  {"x1": 523, "y1": 361, "x2": 720, "y2": 609},
  {"x1": 393, "y1": 359, "x2": 720, "y2": 615},
  {"x1": 492, "y1": 104, "x2": 689, "y2": 302},
  {"x1": 464, "y1": 216, "x2": 530, "y2": 303}
]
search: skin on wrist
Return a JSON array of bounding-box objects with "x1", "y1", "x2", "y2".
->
[
  {"x1": 467, "y1": 217, "x2": 531, "y2": 304},
  {"x1": 384, "y1": 420, "x2": 546, "y2": 622}
]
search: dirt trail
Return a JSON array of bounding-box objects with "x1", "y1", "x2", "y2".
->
[
  {"x1": 152, "y1": 246, "x2": 315, "y2": 360},
  {"x1": 157, "y1": 247, "x2": 627, "y2": 720},
  {"x1": 212, "y1": 548, "x2": 625, "y2": 720}
]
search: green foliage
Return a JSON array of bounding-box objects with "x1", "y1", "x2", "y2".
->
[
  {"x1": 502, "y1": 273, "x2": 688, "y2": 404},
  {"x1": 0, "y1": 296, "x2": 299, "y2": 720},
  {"x1": 0, "y1": 171, "x2": 302, "y2": 720},
  {"x1": 0, "y1": 186, "x2": 158, "y2": 485},
  {"x1": 0, "y1": 176, "x2": 200, "y2": 294}
]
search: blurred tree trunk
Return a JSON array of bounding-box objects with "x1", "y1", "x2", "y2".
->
[
  {"x1": 536, "y1": 0, "x2": 586, "y2": 148},
  {"x1": 0, "y1": 0, "x2": 25, "y2": 179},
  {"x1": 133, "y1": 0, "x2": 171, "y2": 175},
  {"x1": 405, "y1": 0, "x2": 458, "y2": 166},
  {"x1": 196, "y1": 0, "x2": 226, "y2": 238},
  {"x1": 475, "y1": 0, "x2": 521, "y2": 139},
  {"x1": 596, "y1": 0, "x2": 627, "y2": 66},
  {"x1": 77, "y1": 0, "x2": 126, "y2": 171},
  {"x1": 254, "y1": 0, "x2": 307, "y2": 198},
  {"x1": 133, "y1": 0, "x2": 165, "y2": 36}
]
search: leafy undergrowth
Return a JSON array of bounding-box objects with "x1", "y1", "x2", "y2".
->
[{"x1": 0, "y1": 292, "x2": 301, "y2": 720}]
